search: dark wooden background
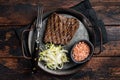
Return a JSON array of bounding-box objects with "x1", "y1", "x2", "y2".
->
[{"x1": 0, "y1": 0, "x2": 120, "y2": 80}]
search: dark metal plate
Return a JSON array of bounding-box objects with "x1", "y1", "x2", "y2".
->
[{"x1": 28, "y1": 8, "x2": 95, "y2": 75}]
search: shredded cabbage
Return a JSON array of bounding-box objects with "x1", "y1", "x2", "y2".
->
[{"x1": 38, "y1": 43, "x2": 69, "y2": 70}]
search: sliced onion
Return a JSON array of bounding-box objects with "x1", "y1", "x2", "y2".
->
[{"x1": 39, "y1": 43, "x2": 69, "y2": 70}]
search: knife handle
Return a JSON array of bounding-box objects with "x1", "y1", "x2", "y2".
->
[{"x1": 31, "y1": 42, "x2": 39, "y2": 73}]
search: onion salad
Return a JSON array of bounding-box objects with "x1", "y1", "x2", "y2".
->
[{"x1": 38, "y1": 43, "x2": 69, "y2": 70}]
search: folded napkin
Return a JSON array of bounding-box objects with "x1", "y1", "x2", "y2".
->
[{"x1": 71, "y1": 0, "x2": 108, "y2": 46}]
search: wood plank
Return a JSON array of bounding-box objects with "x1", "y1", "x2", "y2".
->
[
  {"x1": 0, "y1": 0, "x2": 119, "y2": 25},
  {"x1": 92, "y1": 26, "x2": 120, "y2": 57},
  {"x1": 91, "y1": 0, "x2": 120, "y2": 6},
  {"x1": 0, "y1": 57, "x2": 119, "y2": 80},
  {"x1": 95, "y1": 41, "x2": 120, "y2": 57},
  {"x1": 0, "y1": 0, "x2": 82, "y2": 26},
  {"x1": 91, "y1": 0, "x2": 120, "y2": 2},
  {"x1": 69, "y1": 57, "x2": 120, "y2": 80},
  {"x1": 0, "y1": 0, "x2": 119, "y2": 5},
  {"x1": 106, "y1": 26, "x2": 120, "y2": 41},
  {"x1": 0, "y1": 0, "x2": 82, "y2": 5},
  {"x1": 90, "y1": 0, "x2": 120, "y2": 25},
  {"x1": 0, "y1": 27, "x2": 22, "y2": 57},
  {"x1": 92, "y1": 6, "x2": 120, "y2": 25},
  {"x1": 0, "y1": 4, "x2": 37, "y2": 26},
  {"x1": 0, "y1": 58, "x2": 31, "y2": 70}
]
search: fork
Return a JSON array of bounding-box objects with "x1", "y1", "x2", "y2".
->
[
  {"x1": 36, "y1": 4, "x2": 44, "y2": 50},
  {"x1": 36, "y1": 4, "x2": 45, "y2": 51},
  {"x1": 32, "y1": 4, "x2": 43, "y2": 73}
]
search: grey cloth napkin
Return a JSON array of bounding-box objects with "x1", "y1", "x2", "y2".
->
[{"x1": 71, "y1": 0, "x2": 108, "y2": 46}]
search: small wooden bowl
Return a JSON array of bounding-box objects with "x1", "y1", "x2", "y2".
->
[{"x1": 71, "y1": 40, "x2": 94, "y2": 64}]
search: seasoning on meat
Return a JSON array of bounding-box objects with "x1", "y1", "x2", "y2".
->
[
  {"x1": 72, "y1": 42, "x2": 90, "y2": 61},
  {"x1": 44, "y1": 13, "x2": 79, "y2": 45}
]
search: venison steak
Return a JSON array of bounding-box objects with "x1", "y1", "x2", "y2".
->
[{"x1": 44, "y1": 13, "x2": 79, "y2": 45}]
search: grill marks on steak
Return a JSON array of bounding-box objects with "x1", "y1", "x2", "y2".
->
[{"x1": 44, "y1": 13, "x2": 79, "y2": 45}]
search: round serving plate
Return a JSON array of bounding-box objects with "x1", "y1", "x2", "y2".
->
[{"x1": 28, "y1": 8, "x2": 95, "y2": 75}]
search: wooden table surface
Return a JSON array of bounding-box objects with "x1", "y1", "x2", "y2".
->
[{"x1": 0, "y1": 0, "x2": 120, "y2": 80}]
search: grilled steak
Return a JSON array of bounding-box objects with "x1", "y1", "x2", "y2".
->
[{"x1": 44, "y1": 13, "x2": 79, "y2": 45}]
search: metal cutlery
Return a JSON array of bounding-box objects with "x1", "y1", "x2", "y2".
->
[
  {"x1": 32, "y1": 4, "x2": 43, "y2": 73},
  {"x1": 36, "y1": 4, "x2": 43, "y2": 48}
]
